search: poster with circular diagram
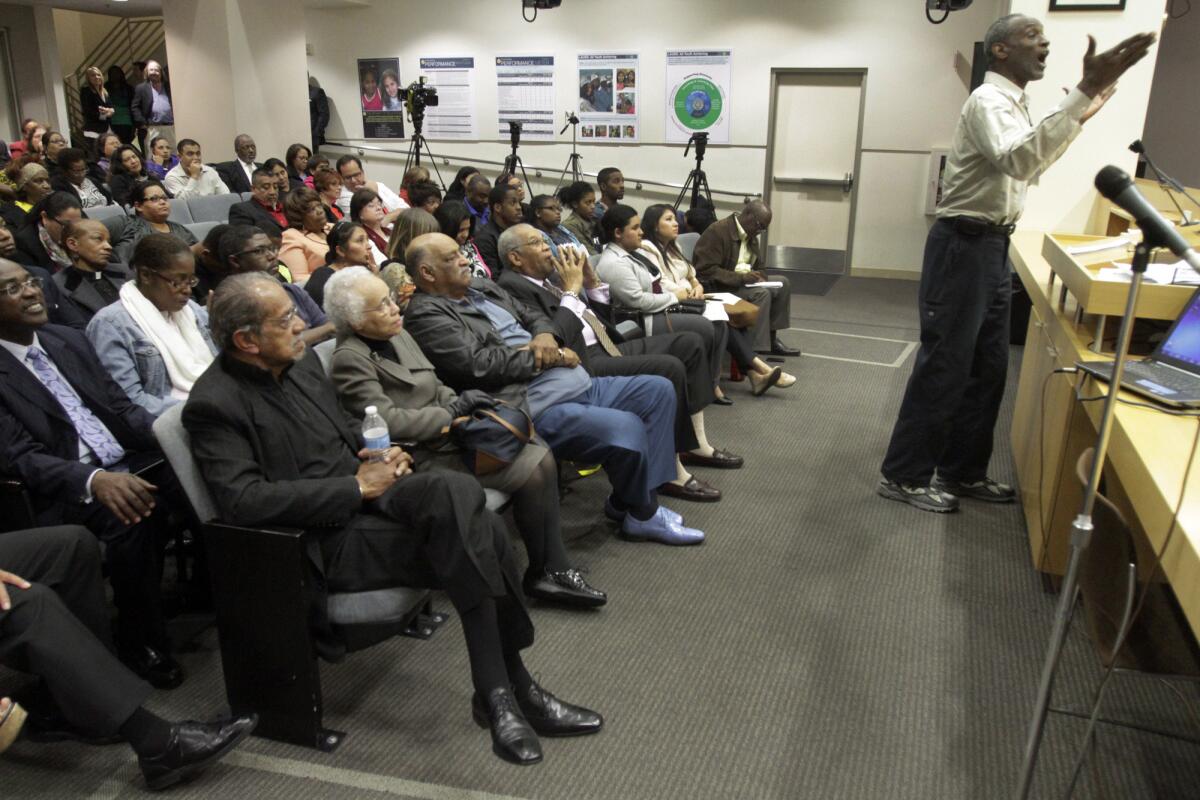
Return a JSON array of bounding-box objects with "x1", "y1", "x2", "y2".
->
[{"x1": 665, "y1": 50, "x2": 731, "y2": 144}]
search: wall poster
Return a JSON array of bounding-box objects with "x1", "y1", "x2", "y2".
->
[
  {"x1": 577, "y1": 52, "x2": 639, "y2": 144},
  {"x1": 664, "y1": 49, "x2": 732, "y2": 144},
  {"x1": 357, "y1": 57, "x2": 405, "y2": 139},
  {"x1": 418, "y1": 57, "x2": 478, "y2": 140},
  {"x1": 495, "y1": 55, "x2": 556, "y2": 141}
]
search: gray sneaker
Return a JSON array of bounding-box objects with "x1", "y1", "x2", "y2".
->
[
  {"x1": 933, "y1": 476, "x2": 1016, "y2": 503},
  {"x1": 877, "y1": 479, "x2": 959, "y2": 513}
]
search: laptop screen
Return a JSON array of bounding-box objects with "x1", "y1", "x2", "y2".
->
[{"x1": 1157, "y1": 287, "x2": 1200, "y2": 374}]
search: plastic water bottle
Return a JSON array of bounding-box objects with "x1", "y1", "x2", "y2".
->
[{"x1": 362, "y1": 406, "x2": 390, "y2": 463}]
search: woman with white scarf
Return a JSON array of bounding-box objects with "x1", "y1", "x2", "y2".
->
[{"x1": 87, "y1": 233, "x2": 217, "y2": 417}]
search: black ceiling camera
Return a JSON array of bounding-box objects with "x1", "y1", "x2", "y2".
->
[
  {"x1": 926, "y1": 0, "x2": 972, "y2": 24},
  {"x1": 522, "y1": 0, "x2": 561, "y2": 22}
]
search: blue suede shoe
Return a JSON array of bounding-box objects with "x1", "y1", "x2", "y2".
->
[
  {"x1": 620, "y1": 506, "x2": 704, "y2": 546},
  {"x1": 604, "y1": 496, "x2": 683, "y2": 526}
]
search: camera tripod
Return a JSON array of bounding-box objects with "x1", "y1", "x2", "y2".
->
[
  {"x1": 675, "y1": 132, "x2": 713, "y2": 211},
  {"x1": 403, "y1": 108, "x2": 446, "y2": 190},
  {"x1": 555, "y1": 112, "x2": 583, "y2": 191},
  {"x1": 502, "y1": 120, "x2": 532, "y2": 195}
]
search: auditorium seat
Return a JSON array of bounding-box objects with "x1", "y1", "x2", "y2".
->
[
  {"x1": 186, "y1": 220, "x2": 222, "y2": 243},
  {"x1": 167, "y1": 198, "x2": 193, "y2": 224},
  {"x1": 188, "y1": 193, "x2": 241, "y2": 223},
  {"x1": 677, "y1": 232, "x2": 700, "y2": 263},
  {"x1": 85, "y1": 204, "x2": 128, "y2": 222}
]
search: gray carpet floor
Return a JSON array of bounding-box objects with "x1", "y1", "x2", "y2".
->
[{"x1": 5, "y1": 277, "x2": 1200, "y2": 799}]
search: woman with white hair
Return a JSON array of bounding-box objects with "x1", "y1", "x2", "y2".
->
[
  {"x1": 87, "y1": 233, "x2": 217, "y2": 416},
  {"x1": 324, "y1": 266, "x2": 605, "y2": 608}
]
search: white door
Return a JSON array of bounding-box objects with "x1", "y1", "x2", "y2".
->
[{"x1": 764, "y1": 70, "x2": 865, "y2": 288}]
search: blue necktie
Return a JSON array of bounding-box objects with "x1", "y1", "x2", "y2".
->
[{"x1": 26, "y1": 347, "x2": 126, "y2": 467}]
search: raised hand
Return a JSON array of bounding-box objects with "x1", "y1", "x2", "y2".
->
[
  {"x1": 1077, "y1": 32, "x2": 1156, "y2": 99},
  {"x1": 554, "y1": 248, "x2": 585, "y2": 294}
]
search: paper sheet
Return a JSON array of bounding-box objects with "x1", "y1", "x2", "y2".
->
[
  {"x1": 702, "y1": 300, "x2": 729, "y2": 322},
  {"x1": 1065, "y1": 234, "x2": 1137, "y2": 255},
  {"x1": 744, "y1": 281, "x2": 783, "y2": 289},
  {"x1": 1097, "y1": 260, "x2": 1200, "y2": 285}
]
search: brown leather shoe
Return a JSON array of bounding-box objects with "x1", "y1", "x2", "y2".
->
[
  {"x1": 680, "y1": 449, "x2": 744, "y2": 469},
  {"x1": 658, "y1": 476, "x2": 721, "y2": 502}
]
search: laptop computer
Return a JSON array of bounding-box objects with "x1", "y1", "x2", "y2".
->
[{"x1": 1077, "y1": 286, "x2": 1200, "y2": 408}]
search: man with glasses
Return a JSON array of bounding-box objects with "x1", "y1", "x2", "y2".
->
[
  {"x1": 229, "y1": 169, "x2": 286, "y2": 239},
  {"x1": 163, "y1": 139, "x2": 229, "y2": 199},
  {"x1": 0, "y1": 257, "x2": 186, "y2": 689},
  {"x1": 0, "y1": 216, "x2": 86, "y2": 329},
  {"x1": 334, "y1": 155, "x2": 405, "y2": 218},
  {"x1": 13, "y1": 192, "x2": 84, "y2": 273},
  {"x1": 112, "y1": 180, "x2": 200, "y2": 265}
]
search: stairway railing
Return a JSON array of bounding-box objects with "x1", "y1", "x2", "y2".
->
[{"x1": 63, "y1": 17, "x2": 164, "y2": 144}]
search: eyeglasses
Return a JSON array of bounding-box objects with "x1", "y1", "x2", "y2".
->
[
  {"x1": 234, "y1": 244, "x2": 279, "y2": 259},
  {"x1": 147, "y1": 271, "x2": 200, "y2": 291},
  {"x1": 269, "y1": 305, "x2": 300, "y2": 328},
  {"x1": 0, "y1": 276, "x2": 44, "y2": 297},
  {"x1": 141, "y1": 194, "x2": 169, "y2": 204},
  {"x1": 366, "y1": 295, "x2": 398, "y2": 315}
]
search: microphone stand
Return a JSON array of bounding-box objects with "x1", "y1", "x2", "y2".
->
[
  {"x1": 1134, "y1": 143, "x2": 1200, "y2": 225},
  {"x1": 555, "y1": 112, "x2": 583, "y2": 191},
  {"x1": 1013, "y1": 234, "x2": 1160, "y2": 799}
]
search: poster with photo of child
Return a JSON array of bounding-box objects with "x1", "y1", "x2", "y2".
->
[
  {"x1": 357, "y1": 57, "x2": 406, "y2": 139},
  {"x1": 577, "y1": 52, "x2": 638, "y2": 143}
]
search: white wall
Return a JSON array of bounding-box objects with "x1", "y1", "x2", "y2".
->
[
  {"x1": 52, "y1": 8, "x2": 123, "y2": 79},
  {"x1": 0, "y1": 3, "x2": 52, "y2": 137},
  {"x1": 304, "y1": 0, "x2": 1010, "y2": 276},
  {"x1": 1141, "y1": 7, "x2": 1200, "y2": 190}
]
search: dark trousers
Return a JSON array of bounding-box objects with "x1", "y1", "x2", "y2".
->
[
  {"x1": 725, "y1": 323, "x2": 758, "y2": 370},
  {"x1": 647, "y1": 313, "x2": 720, "y2": 394},
  {"x1": 0, "y1": 526, "x2": 152, "y2": 736},
  {"x1": 737, "y1": 273, "x2": 793, "y2": 350},
  {"x1": 322, "y1": 471, "x2": 534, "y2": 653},
  {"x1": 881, "y1": 219, "x2": 1011, "y2": 485}
]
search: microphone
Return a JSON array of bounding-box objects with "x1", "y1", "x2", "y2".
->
[
  {"x1": 1128, "y1": 140, "x2": 1199, "y2": 223},
  {"x1": 1095, "y1": 165, "x2": 1200, "y2": 271}
]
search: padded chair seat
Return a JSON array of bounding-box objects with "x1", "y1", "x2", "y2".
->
[{"x1": 327, "y1": 586, "x2": 428, "y2": 626}]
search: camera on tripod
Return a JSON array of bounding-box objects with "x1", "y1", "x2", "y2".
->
[{"x1": 403, "y1": 76, "x2": 439, "y2": 128}]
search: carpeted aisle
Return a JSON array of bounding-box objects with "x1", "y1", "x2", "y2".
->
[{"x1": 4, "y1": 277, "x2": 1198, "y2": 799}]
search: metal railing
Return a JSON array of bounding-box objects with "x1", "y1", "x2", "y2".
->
[
  {"x1": 322, "y1": 139, "x2": 761, "y2": 201},
  {"x1": 63, "y1": 17, "x2": 164, "y2": 143}
]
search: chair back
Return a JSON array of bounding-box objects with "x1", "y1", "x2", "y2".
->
[
  {"x1": 86, "y1": 204, "x2": 127, "y2": 222},
  {"x1": 313, "y1": 339, "x2": 336, "y2": 375},
  {"x1": 188, "y1": 193, "x2": 240, "y2": 223},
  {"x1": 677, "y1": 232, "x2": 701, "y2": 263},
  {"x1": 153, "y1": 404, "x2": 219, "y2": 523},
  {"x1": 587, "y1": 253, "x2": 601, "y2": 269},
  {"x1": 186, "y1": 220, "x2": 221, "y2": 244},
  {"x1": 167, "y1": 198, "x2": 194, "y2": 224}
]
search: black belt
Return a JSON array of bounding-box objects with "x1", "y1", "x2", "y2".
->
[{"x1": 941, "y1": 216, "x2": 1016, "y2": 237}]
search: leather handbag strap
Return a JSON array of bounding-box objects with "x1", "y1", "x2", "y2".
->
[{"x1": 476, "y1": 408, "x2": 531, "y2": 444}]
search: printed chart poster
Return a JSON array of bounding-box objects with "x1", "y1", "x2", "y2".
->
[
  {"x1": 496, "y1": 55, "x2": 555, "y2": 141},
  {"x1": 419, "y1": 57, "x2": 478, "y2": 141},
  {"x1": 577, "y1": 53, "x2": 639, "y2": 144},
  {"x1": 665, "y1": 50, "x2": 732, "y2": 144},
  {"x1": 358, "y1": 57, "x2": 405, "y2": 139}
]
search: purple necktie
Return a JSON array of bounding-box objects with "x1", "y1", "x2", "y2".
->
[{"x1": 26, "y1": 347, "x2": 126, "y2": 467}]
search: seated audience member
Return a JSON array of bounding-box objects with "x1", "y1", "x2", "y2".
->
[
  {"x1": 218, "y1": 225, "x2": 332, "y2": 344},
  {"x1": 692, "y1": 200, "x2": 800, "y2": 356},
  {"x1": 435, "y1": 200, "x2": 490, "y2": 278},
  {"x1": 473, "y1": 183, "x2": 525, "y2": 277},
  {"x1": 285, "y1": 142, "x2": 312, "y2": 191},
  {"x1": 498, "y1": 223, "x2": 738, "y2": 499},
  {"x1": 305, "y1": 221, "x2": 375, "y2": 309},
  {"x1": 6, "y1": 119, "x2": 42, "y2": 160},
  {"x1": 92, "y1": 131, "x2": 123, "y2": 180},
  {"x1": 0, "y1": 259, "x2": 184, "y2": 687},
  {"x1": 350, "y1": 187, "x2": 392, "y2": 265},
  {"x1": 592, "y1": 167, "x2": 624, "y2": 222},
  {"x1": 112, "y1": 180, "x2": 198, "y2": 264},
  {"x1": 403, "y1": 232, "x2": 705, "y2": 545},
  {"x1": 191, "y1": 223, "x2": 230, "y2": 302},
  {"x1": 408, "y1": 180, "x2": 442, "y2": 215},
  {"x1": 684, "y1": 205, "x2": 717, "y2": 235},
  {"x1": 41, "y1": 131, "x2": 68, "y2": 174},
  {"x1": 383, "y1": 208, "x2": 439, "y2": 310},
  {"x1": 444, "y1": 165, "x2": 480, "y2": 203},
  {"x1": 399, "y1": 165, "x2": 430, "y2": 205},
  {"x1": 305, "y1": 155, "x2": 329, "y2": 189},
  {"x1": 213, "y1": 133, "x2": 260, "y2": 194},
  {"x1": 108, "y1": 144, "x2": 154, "y2": 207},
  {"x1": 163, "y1": 139, "x2": 229, "y2": 198},
  {"x1": 324, "y1": 268, "x2": 606, "y2": 606},
  {"x1": 87, "y1": 234, "x2": 217, "y2": 417},
  {"x1": 14, "y1": 191, "x2": 83, "y2": 271},
  {"x1": 184, "y1": 272, "x2": 603, "y2": 764},
  {"x1": 335, "y1": 155, "x2": 405, "y2": 216},
  {"x1": 0, "y1": 525, "x2": 256, "y2": 788},
  {"x1": 143, "y1": 136, "x2": 177, "y2": 181},
  {"x1": 0, "y1": 217, "x2": 85, "y2": 328},
  {"x1": 313, "y1": 166, "x2": 345, "y2": 223},
  {"x1": 463, "y1": 173, "x2": 491, "y2": 228},
  {"x1": 263, "y1": 158, "x2": 291, "y2": 199},
  {"x1": 228, "y1": 168, "x2": 286, "y2": 238},
  {"x1": 55, "y1": 219, "x2": 127, "y2": 322},
  {"x1": 278, "y1": 186, "x2": 331, "y2": 282},
  {"x1": 557, "y1": 181, "x2": 601, "y2": 254},
  {"x1": 13, "y1": 162, "x2": 54, "y2": 213},
  {"x1": 496, "y1": 171, "x2": 532, "y2": 222},
  {"x1": 530, "y1": 194, "x2": 585, "y2": 257},
  {"x1": 52, "y1": 147, "x2": 113, "y2": 208},
  {"x1": 640, "y1": 204, "x2": 791, "y2": 395}
]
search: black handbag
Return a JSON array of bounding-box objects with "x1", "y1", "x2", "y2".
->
[
  {"x1": 666, "y1": 299, "x2": 707, "y2": 315},
  {"x1": 443, "y1": 402, "x2": 533, "y2": 475}
]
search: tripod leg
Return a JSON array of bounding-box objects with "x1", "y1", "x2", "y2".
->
[
  {"x1": 417, "y1": 135, "x2": 446, "y2": 190},
  {"x1": 675, "y1": 173, "x2": 695, "y2": 211}
]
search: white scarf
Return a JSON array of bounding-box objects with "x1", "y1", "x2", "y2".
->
[{"x1": 118, "y1": 281, "x2": 213, "y2": 396}]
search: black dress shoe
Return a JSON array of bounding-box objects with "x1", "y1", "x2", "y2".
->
[
  {"x1": 471, "y1": 688, "x2": 543, "y2": 765},
  {"x1": 138, "y1": 713, "x2": 258, "y2": 791},
  {"x1": 712, "y1": 394, "x2": 734, "y2": 405},
  {"x1": 769, "y1": 337, "x2": 802, "y2": 357},
  {"x1": 658, "y1": 476, "x2": 721, "y2": 502},
  {"x1": 515, "y1": 681, "x2": 603, "y2": 737},
  {"x1": 680, "y1": 448, "x2": 744, "y2": 469},
  {"x1": 524, "y1": 568, "x2": 607, "y2": 607},
  {"x1": 122, "y1": 646, "x2": 185, "y2": 690}
]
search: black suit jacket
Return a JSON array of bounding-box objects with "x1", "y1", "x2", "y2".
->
[
  {"x1": 13, "y1": 225, "x2": 56, "y2": 271},
  {"x1": 52, "y1": 264, "x2": 130, "y2": 321},
  {"x1": 496, "y1": 270, "x2": 620, "y2": 353},
  {"x1": 213, "y1": 160, "x2": 260, "y2": 194},
  {"x1": 228, "y1": 199, "x2": 285, "y2": 238},
  {"x1": 472, "y1": 219, "x2": 505, "y2": 278},
  {"x1": 0, "y1": 324, "x2": 158, "y2": 523},
  {"x1": 130, "y1": 81, "x2": 167, "y2": 127}
]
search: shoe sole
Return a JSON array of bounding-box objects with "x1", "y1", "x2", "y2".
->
[
  {"x1": 618, "y1": 531, "x2": 705, "y2": 546},
  {"x1": 524, "y1": 589, "x2": 607, "y2": 608},
  {"x1": 750, "y1": 369, "x2": 782, "y2": 397},
  {"x1": 471, "y1": 708, "x2": 544, "y2": 765},
  {"x1": 679, "y1": 456, "x2": 744, "y2": 470},
  {"x1": 143, "y1": 720, "x2": 258, "y2": 791},
  {"x1": 932, "y1": 481, "x2": 1015, "y2": 504},
  {"x1": 876, "y1": 484, "x2": 958, "y2": 514},
  {"x1": 0, "y1": 703, "x2": 26, "y2": 754}
]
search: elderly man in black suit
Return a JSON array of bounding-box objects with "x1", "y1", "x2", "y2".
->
[
  {"x1": 497, "y1": 224, "x2": 740, "y2": 502},
  {"x1": 0, "y1": 258, "x2": 183, "y2": 689},
  {"x1": 182, "y1": 272, "x2": 602, "y2": 765},
  {"x1": 213, "y1": 133, "x2": 261, "y2": 195},
  {"x1": 228, "y1": 168, "x2": 286, "y2": 239},
  {"x1": 54, "y1": 219, "x2": 129, "y2": 322},
  {"x1": 0, "y1": 525, "x2": 256, "y2": 788}
]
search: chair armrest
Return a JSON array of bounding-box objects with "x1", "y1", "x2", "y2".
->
[
  {"x1": 613, "y1": 319, "x2": 645, "y2": 342},
  {"x1": 0, "y1": 478, "x2": 38, "y2": 533}
]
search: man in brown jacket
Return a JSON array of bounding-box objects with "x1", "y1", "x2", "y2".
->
[{"x1": 691, "y1": 200, "x2": 800, "y2": 356}]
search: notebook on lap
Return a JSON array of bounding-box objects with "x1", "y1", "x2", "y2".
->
[{"x1": 1077, "y1": 286, "x2": 1200, "y2": 408}]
